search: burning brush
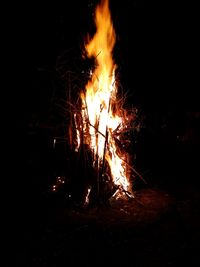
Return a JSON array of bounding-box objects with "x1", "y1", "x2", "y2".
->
[{"x1": 51, "y1": 0, "x2": 144, "y2": 207}]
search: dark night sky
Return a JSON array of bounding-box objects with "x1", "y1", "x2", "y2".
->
[{"x1": 25, "y1": 0, "x2": 198, "y2": 117}]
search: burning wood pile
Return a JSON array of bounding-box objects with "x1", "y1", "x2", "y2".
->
[{"x1": 51, "y1": 0, "x2": 143, "y2": 207}]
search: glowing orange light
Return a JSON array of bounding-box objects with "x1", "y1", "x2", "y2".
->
[{"x1": 76, "y1": 0, "x2": 133, "y2": 198}]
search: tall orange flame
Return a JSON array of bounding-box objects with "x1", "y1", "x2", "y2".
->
[{"x1": 77, "y1": 0, "x2": 133, "y2": 198}]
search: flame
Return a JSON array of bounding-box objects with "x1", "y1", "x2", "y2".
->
[{"x1": 77, "y1": 0, "x2": 133, "y2": 197}]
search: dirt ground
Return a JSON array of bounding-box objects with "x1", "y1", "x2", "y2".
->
[{"x1": 16, "y1": 157, "x2": 200, "y2": 267}]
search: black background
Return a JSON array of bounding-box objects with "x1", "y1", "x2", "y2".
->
[{"x1": 25, "y1": 0, "x2": 199, "y2": 174}]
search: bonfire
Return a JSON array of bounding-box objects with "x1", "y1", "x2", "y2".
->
[{"x1": 52, "y1": 0, "x2": 144, "y2": 207}]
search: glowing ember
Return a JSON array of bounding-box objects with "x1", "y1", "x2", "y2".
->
[
  {"x1": 74, "y1": 0, "x2": 134, "y2": 200},
  {"x1": 84, "y1": 186, "x2": 92, "y2": 207},
  {"x1": 51, "y1": 176, "x2": 65, "y2": 193}
]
